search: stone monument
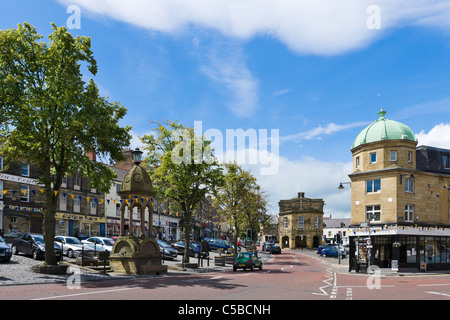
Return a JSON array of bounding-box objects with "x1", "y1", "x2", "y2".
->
[{"x1": 109, "y1": 148, "x2": 168, "y2": 275}]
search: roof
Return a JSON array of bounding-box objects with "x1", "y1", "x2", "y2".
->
[
  {"x1": 416, "y1": 145, "x2": 450, "y2": 174},
  {"x1": 323, "y1": 218, "x2": 351, "y2": 229},
  {"x1": 119, "y1": 165, "x2": 154, "y2": 196},
  {"x1": 351, "y1": 108, "x2": 417, "y2": 150}
]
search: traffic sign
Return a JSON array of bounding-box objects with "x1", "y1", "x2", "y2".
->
[{"x1": 366, "y1": 239, "x2": 372, "y2": 246}]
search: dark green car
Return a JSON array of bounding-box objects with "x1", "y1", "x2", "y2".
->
[
  {"x1": 270, "y1": 245, "x2": 281, "y2": 254},
  {"x1": 233, "y1": 252, "x2": 263, "y2": 271}
]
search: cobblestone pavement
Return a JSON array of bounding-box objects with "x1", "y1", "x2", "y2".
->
[{"x1": 0, "y1": 250, "x2": 240, "y2": 286}]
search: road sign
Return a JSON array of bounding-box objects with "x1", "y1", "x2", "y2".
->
[{"x1": 366, "y1": 239, "x2": 372, "y2": 246}]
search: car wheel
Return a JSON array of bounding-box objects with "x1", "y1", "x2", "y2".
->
[
  {"x1": 250, "y1": 264, "x2": 255, "y2": 271},
  {"x1": 67, "y1": 249, "x2": 74, "y2": 258},
  {"x1": 32, "y1": 250, "x2": 39, "y2": 260},
  {"x1": 11, "y1": 245, "x2": 19, "y2": 255},
  {"x1": 233, "y1": 266, "x2": 237, "y2": 272},
  {"x1": 259, "y1": 264, "x2": 263, "y2": 271}
]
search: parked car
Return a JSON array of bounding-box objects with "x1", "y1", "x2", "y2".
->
[
  {"x1": 204, "y1": 238, "x2": 232, "y2": 252},
  {"x1": 11, "y1": 233, "x2": 62, "y2": 261},
  {"x1": 316, "y1": 244, "x2": 333, "y2": 254},
  {"x1": 82, "y1": 237, "x2": 115, "y2": 252},
  {"x1": 264, "y1": 243, "x2": 274, "y2": 252},
  {"x1": 156, "y1": 239, "x2": 178, "y2": 260},
  {"x1": 170, "y1": 241, "x2": 207, "y2": 258},
  {"x1": 55, "y1": 236, "x2": 95, "y2": 258},
  {"x1": 233, "y1": 252, "x2": 263, "y2": 271},
  {"x1": 270, "y1": 245, "x2": 281, "y2": 254},
  {"x1": 0, "y1": 236, "x2": 12, "y2": 262},
  {"x1": 320, "y1": 246, "x2": 346, "y2": 258}
]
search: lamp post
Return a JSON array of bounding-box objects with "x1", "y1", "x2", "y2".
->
[
  {"x1": 131, "y1": 147, "x2": 143, "y2": 165},
  {"x1": 337, "y1": 182, "x2": 351, "y2": 190}
]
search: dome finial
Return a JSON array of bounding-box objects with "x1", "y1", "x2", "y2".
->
[{"x1": 378, "y1": 107, "x2": 386, "y2": 119}]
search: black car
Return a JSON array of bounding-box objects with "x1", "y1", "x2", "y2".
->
[
  {"x1": 11, "y1": 233, "x2": 62, "y2": 261},
  {"x1": 170, "y1": 241, "x2": 207, "y2": 258},
  {"x1": 157, "y1": 239, "x2": 178, "y2": 260},
  {"x1": 0, "y1": 236, "x2": 12, "y2": 262}
]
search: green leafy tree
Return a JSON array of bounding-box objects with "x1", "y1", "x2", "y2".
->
[
  {"x1": 0, "y1": 23, "x2": 131, "y2": 266},
  {"x1": 141, "y1": 120, "x2": 223, "y2": 265},
  {"x1": 213, "y1": 162, "x2": 264, "y2": 256}
]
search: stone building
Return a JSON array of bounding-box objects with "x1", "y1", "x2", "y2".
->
[
  {"x1": 348, "y1": 109, "x2": 450, "y2": 271},
  {"x1": 0, "y1": 157, "x2": 45, "y2": 236},
  {"x1": 278, "y1": 192, "x2": 324, "y2": 249}
]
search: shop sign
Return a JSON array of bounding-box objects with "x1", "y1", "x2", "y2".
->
[{"x1": 0, "y1": 173, "x2": 42, "y2": 186}]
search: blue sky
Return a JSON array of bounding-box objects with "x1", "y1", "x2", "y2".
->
[{"x1": 3, "y1": 0, "x2": 450, "y2": 217}]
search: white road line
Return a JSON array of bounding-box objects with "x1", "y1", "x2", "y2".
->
[
  {"x1": 426, "y1": 291, "x2": 450, "y2": 297},
  {"x1": 32, "y1": 287, "x2": 139, "y2": 300}
]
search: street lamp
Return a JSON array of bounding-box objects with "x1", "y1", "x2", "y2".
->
[
  {"x1": 131, "y1": 148, "x2": 143, "y2": 165},
  {"x1": 338, "y1": 182, "x2": 351, "y2": 190}
]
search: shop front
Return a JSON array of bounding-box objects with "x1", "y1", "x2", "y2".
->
[
  {"x1": 55, "y1": 212, "x2": 106, "y2": 238},
  {"x1": 349, "y1": 225, "x2": 450, "y2": 272}
]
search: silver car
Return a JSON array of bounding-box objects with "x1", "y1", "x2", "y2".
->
[{"x1": 55, "y1": 236, "x2": 95, "y2": 258}]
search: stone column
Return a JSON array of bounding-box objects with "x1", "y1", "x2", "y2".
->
[
  {"x1": 120, "y1": 206, "x2": 125, "y2": 236},
  {"x1": 129, "y1": 204, "x2": 133, "y2": 236},
  {"x1": 140, "y1": 205, "x2": 145, "y2": 236}
]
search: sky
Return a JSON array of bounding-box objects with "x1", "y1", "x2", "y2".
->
[{"x1": 2, "y1": 0, "x2": 450, "y2": 218}]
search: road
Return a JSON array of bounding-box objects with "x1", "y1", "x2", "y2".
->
[{"x1": 1, "y1": 249, "x2": 449, "y2": 303}]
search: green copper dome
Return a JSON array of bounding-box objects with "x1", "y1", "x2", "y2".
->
[{"x1": 351, "y1": 108, "x2": 417, "y2": 150}]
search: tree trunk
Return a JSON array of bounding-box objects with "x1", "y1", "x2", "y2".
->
[
  {"x1": 183, "y1": 219, "x2": 191, "y2": 266},
  {"x1": 43, "y1": 160, "x2": 57, "y2": 265}
]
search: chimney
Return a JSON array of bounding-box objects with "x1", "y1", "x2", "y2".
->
[
  {"x1": 86, "y1": 149, "x2": 96, "y2": 162},
  {"x1": 298, "y1": 192, "x2": 305, "y2": 198},
  {"x1": 113, "y1": 148, "x2": 135, "y2": 170}
]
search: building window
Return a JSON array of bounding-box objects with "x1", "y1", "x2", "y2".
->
[
  {"x1": 408, "y1": 151, "x2": 412, "y2": 163},
  {"x1": 59, "y1": 193, "x2": 67, "y2": 211},
  {"x1": 405, "y1": 205, "x2": 414, "y2": 222},
  {"x1": 356, "y1": 156, "x2": 360, "y2": 168},
  {"x1": 405, "y1": 178, "x2": 414, "y2": 193},
  {"x1": 22, "y1": 162, "x2": 29, "y2": 176},
  {"x1": 73, "y1": 197, "x2": 81, "y2": 213},
  {"x1": 0, "y1": 180, "x2": 3, "y2": 199},
  {"x1": 443, "y1": 155, "x2": 450, "y2": 169},
  {"x1": 283, "y1": 217, "x2": 288, "y2": 229},
  {"x1": 116, "y1": 183, "x2": 121, "y2": 194},
  {"x1": 0, "y1": 157, "x2": 3, "y2": 171},
  {"x1": 20, "y1": 185, "x2": 29, "y2": 202},
  {"x1": 366, "y1": 179, "x2": 381, "y2": 193},
  {"x1": 74, "y1": 175, "x2": 81, "y2": 190},
  {"x1": 314, "y1": 216, "x2": 319, "y2": 228},
  {"x1": 90, "y1": 200, "x2": 97, "y2": 215},
  {"x1": 370, "y1": 152, "x2": 377, "y2": 163},
  {"x1": 61, "y1": 176, "x2": 67, "y2": 188},
  {"x1": 298, "y1": 216, "x2": 304, "y2": 229},
  {"x1": 116, "y1": 203, "x2": 121, "y2": 217},
  {"x1": 366, "y1": 205, "x2": 381, "y2": 222},
  {"x1": 390, "y1": 150, "x2": 397, "y2": 161}
]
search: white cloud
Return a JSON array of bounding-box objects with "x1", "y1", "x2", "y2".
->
[
  {"x1": 281, "y1": 121, "x2": 369, "y2": 142},
  {"x1": 59, "y1": 0, "x2": 450, "y2": 55},
  {"x1": 416, "y1": 123, "x2": 450, "y2": 150},
  {"x1": 215, "y1": 146, "x2": 352, "y2": 218},
  {"x1": 199, "y1": 42, "x2": 259, "y2": 118}
]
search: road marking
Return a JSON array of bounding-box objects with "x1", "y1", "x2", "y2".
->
[
  {"x1": 312, "y1": 269, "x2": 334, "y2": 296},
  {"x1": 346, "y1": 288, "x2": 353, "y2": 300},
  {"x1": 32, "y1": 287, "x2": 139, "y2": 300},
  {"x1": 426, "y1": 291, "x2": 450, "y2": 297},
  {"x1": 418, "y1": 284, "x2": 450, "y2": 287}
]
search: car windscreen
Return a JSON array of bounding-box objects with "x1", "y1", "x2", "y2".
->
[
  {"x1": 0, "y1": 236, "x2": 4, "y2": 242},
  {"x1": 103, "y1": 239, "x2": 115, "y2": 246},
  {"x1": 65, "y1": 237, "x2": 82, "y2": 244},
  {"x1": 32, "y1": 235, "x2": 45, "y2": 244}
]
